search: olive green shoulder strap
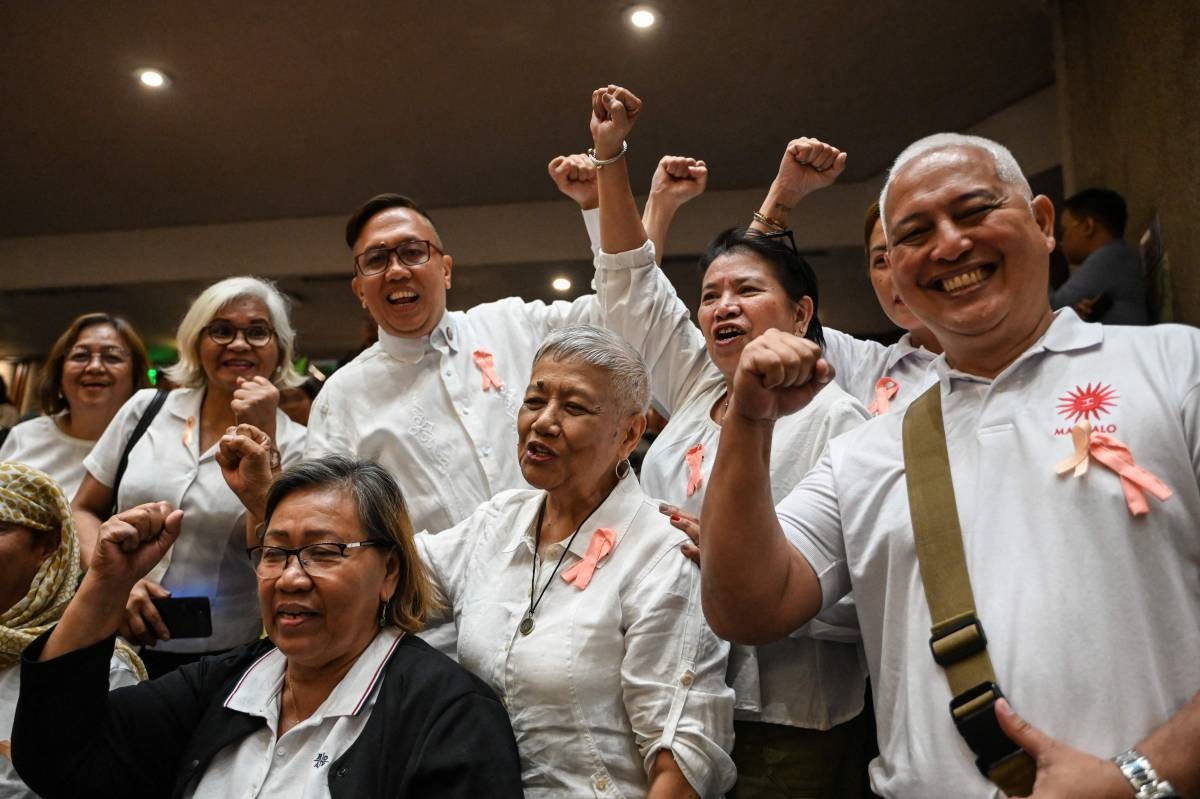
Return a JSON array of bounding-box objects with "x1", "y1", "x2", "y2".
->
[{"x1": 902, "y1": 384, "x2": 1036, "y2": 796}]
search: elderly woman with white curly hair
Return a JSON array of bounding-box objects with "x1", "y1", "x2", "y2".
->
[
  {"x1": 72, "y1": 276, "x2": 306, "y2": 677},
  {"x1": 414, "y1": 323, "x2": 735, "y2": 798}
]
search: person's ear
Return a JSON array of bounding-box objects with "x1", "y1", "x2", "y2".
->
[
  {"x1": 619, "y1": 412, "x2": 648, "y2": 459},
  {"x1": 34, "y1": 529, "x2": 60, "y2": 566},
  {"x1": 442, "y1": 254, "x2": 453, "y2": 291},
  {"x1": 1031, "y1": 195, "x2": 1056, "y2": 253},
  {"x1": 792, "y1": 296, "x2": 815, "y2": 337},
  {"x1": 379, "y1": 549, "x2": 401, "y2": 605},
  {"x1": 351, "y1": 275, "x2": 368, "y2": 310}
]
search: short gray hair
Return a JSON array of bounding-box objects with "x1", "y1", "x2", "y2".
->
[
  {"x1": 879, "y1": 133, "x2": 1032, "y2": 241},
  {"x1": 533, "y1": 325, "x2": 650, "y2": 416},
  {"x1": 165, "y1": 276, "x2": 303, "y2": 389}
]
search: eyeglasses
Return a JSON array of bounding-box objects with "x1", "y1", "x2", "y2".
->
[
  {"x1": 756, "y1": 228, "x2": 798, "y2": 254},
  {"x1": 203, "y1": 322, "x2": 275, "y2": 348},
  {"x1": 247, "y1": 540, "x2": 390, "y2": 578},
  {"x1": 354, "y1": 240, "x2": 443, "y2": 276},
  {"x1": 66, "y1": 346, "x2": 131, "y2": 367}
]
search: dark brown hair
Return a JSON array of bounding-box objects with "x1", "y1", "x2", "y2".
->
[{"x1": 38, "y1": 313, "x2": 151, "y2": 415}]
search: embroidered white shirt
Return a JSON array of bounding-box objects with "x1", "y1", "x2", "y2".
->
[
  {"x1": 183, "y1": 629, "x2": 402, "y2": 799},
  {"x1": 594, "y1": 240, "x2": 869, "y2": 730},
  {"x1": 0, "y1": 414, "x2": 95, "y2": 497},
  {"x1": 822, "y1": 327, "x2": 938, "y2": 412},
  {"x1": 84, "y1": 388, "x2": 306, "y2": 653},
  {"x1": 417, "y1": 476, "x2": 736, "y2": 798},
  {"x1": 777, "y1": 310, "x2": 1200, "y2": 797},
  {"x1": 305, "y1": 209, "x2": 602, "y2": 536}
]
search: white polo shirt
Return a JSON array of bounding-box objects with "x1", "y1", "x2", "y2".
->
[
  {"x1": 184, "y1": 629, "x2": 403, "y2": 799},
  {"x1": 777, "y1": 310, "x2": 1200, "y2": 798},
  {"x1": 417, "y1": 476, "x2": 736, "y2": 798},
  {"x1": 85, "y1": 388, "x2": 306, "y2": 653},
  {"x1": 822, "y1": 327, "x2": 938, "y2": 413},
  {"x1": 594, "y1": 240, "x2": 869, "y2": 731}
]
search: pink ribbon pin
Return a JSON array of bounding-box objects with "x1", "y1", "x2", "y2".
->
[
  {"x1": 685, "y1": 443, "x2": 704, "y2": 497},
  {"x1": 1054, "y1": 420, "x2": 1173, "y2": 516},
  {"x1": 561, "y1": 528, "x2": 616, "y2": 590},
  {"x1": 472, "y1": 350, "x2": 504, "y2": 391},
  {"x1": 867, "y1": 377, "x2": 899, "y2": 416}
]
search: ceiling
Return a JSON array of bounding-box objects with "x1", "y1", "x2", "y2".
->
[{"x1": 0, "y1": 1, "x2": 1054, "y2": 364}]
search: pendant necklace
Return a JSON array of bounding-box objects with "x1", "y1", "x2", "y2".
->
[{"x1": 519, "y1": 497, "x2": 603, "y2": 636}]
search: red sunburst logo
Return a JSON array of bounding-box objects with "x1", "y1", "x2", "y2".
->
[{"x1": 1056, "y1": 383, "x2": 1119, "y2": 422}]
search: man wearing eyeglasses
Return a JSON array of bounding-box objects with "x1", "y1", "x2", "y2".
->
[{"x1": 306, "y1": 177, "x2": 604, "y2": 539}]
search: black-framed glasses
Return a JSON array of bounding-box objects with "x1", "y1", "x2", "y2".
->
[
  {"x1": 203, "y1": 322, "x2": 275, "y2": 348},
  {"x1": 354, "y1": 240, "x2": 443, "y2": 276},
  {"x1": 756, "y1": 228, "x2": 798, "y2": 254},
  {"x1": 247, "y1": 540, "x2": 390, "y2": 578}
]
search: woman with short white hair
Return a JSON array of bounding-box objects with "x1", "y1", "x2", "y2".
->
[
  {"x1": 73, "y1": 276, "x2": 306, "y2": 677},
  {"x1": 417, "y1": 323, "x2": 736, "y2": 797}
]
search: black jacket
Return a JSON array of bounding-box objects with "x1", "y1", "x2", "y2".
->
[{"x1": 13, "y1": 631, "x2": 523, "y2": 798}]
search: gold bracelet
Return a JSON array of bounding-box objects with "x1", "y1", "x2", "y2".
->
[{"x1": 753, "y1": 210, "x2": 787, "y2": 231}]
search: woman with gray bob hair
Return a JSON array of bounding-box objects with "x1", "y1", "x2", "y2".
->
[
  {"x1": 72, "y1": 275, "x2": 307, "y2": 678},
  {"x1": 416, "y1": 322, "x2": 736, "y2": 796}
]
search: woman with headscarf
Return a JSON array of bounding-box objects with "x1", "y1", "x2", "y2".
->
[
  {"x1": 0, "y1": 313, "x2": 151, "y2": 496},
  {"x1": 0, "y1": 461, "x2": 143, "y2": 797},
  {"x1": 417, "y1": 324, "x2": 735, "y2": 797},
  {"x1": 72, "y1": 276, "x2": 307, "y2": 677}
]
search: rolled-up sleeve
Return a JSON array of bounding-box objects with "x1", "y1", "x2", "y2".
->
[{"x1": 620, "y1": 544, "x2": 736, "y2": 797}]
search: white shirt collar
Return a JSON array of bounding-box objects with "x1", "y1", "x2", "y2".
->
[
  {"x1": 884, "y1": 332, "x2": 937, "y2": 371},
  {"x1": 376, "y1": 313, "x2": 461, "y2": 364},
  {"x1": 932, "y1": 307, "x2": 1102, "y2": 388},
  {"x1": 501, "y1": 474, "x2": 645, "y2": 560},
  {"x1": 223, "y1": 628, "x2": 404, "y2": 721}
]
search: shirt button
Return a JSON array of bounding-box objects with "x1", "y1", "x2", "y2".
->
[
  {"x1": 444, "y1": 369, "x2": 452, "y2": 377},
  {"x1": 480, "y1": 446, "x2": 491, "y2": 457},
  {"x1": 461, "y1": 407, "x2": 471, "y2": 416},
  {"x1": 276, "y1": 747, "x2": 286, "y2": 758},
  {"x1": 594, "y1": 776, "x2": 609, "y2": 790},
  {"x1": 679, "y1": 670, "x2": 695, "y2": 687}
]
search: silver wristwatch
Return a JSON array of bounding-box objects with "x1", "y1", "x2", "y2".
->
[{"x1": 1112, "y1": 749, "x2": 1177, "y2": 799}]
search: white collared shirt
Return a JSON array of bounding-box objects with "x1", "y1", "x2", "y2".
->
[
  {"x1": 306, "y1": 209, "x2": 602, "y2": 536},
  {"x1": 0, "y1": 414, "x2": 95, "y2": 497},
  {"x1": 822, "y1": 327, "x2": 938, "y2": 412},
  {"x1": 777, "y1": 310, "x2": 1200, "y2": 797},
  {"x1": 84, "y1": 388, "x2": 306, "y2": 653},
  {"x1": 594, "y1": 241, "x2": 869, "y2": 731},
  {"x1": 183, "y1": 629, "x2": 402, "y2": 799},
  {"x1": 417, "y1": 476, "x2": 736, "y2": 799}
]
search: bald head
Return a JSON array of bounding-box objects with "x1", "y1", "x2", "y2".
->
[{"x1": 879, "y1": 133, "x2": 1032, "y2": 242}]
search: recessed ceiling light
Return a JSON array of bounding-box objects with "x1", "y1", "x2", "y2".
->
[
  {"x1": 552, "y1": 277, "x2": 572, "y2": 292},
  {"x1": 627, "y1": 5, "x2": 658, "y2": 29},
  {"x1": 135, "y1": 68, "x2": 171, "y2": 89}
]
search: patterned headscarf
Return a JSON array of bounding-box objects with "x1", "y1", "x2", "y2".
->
[{"x1": 0, "y1": 461, "x2": 146, "y2": 680}]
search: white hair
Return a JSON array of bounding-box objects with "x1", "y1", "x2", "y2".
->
[
  {"x1": 534, "y1": 324, "x2": 650, "y2": 416},
  {"x1": 878, "y1": 133, "x2": 1032, "y2": 240},
  {"x1": 165, "y1": 276, "x2": 303, "y2": 389}
]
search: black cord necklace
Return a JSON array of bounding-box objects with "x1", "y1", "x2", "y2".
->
[{"x1": 519, "y1": 498, "x2": 604, "y2": 636}]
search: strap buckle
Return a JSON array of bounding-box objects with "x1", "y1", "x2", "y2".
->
[
  {"x1": 949, "y1": 681, "x2": 1026, "y2": 779},
  {"x1": 929, "y1": 613, "x2": 987, "y2": 666}
]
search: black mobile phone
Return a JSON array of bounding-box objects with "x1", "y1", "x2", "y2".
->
[{"x1": 151, "y1": 596, "x2": 213, "y2": 639}]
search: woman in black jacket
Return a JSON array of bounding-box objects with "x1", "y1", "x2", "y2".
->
[{"x1": 12, "y1": 456, "x2": 522, "y2": 798}]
